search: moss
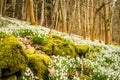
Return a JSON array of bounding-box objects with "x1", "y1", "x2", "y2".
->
[
  {"x1": 85, "y1": 53, "x2": 94, "y2": 59},
  {"x1": 62, "y1": 42, "x2": 78, "y2": 57},
  {"x1": 42, "y1": 40, "x2": 55, "y2": 55},
  {"x1": 53, "y1": 43, "x2": 65, "y2": 56},
  {"x1": 89, "y1": 45, "x2": 105, "y2": 53},
  {"x1": 46, "y1": 34, "x2": 64, "y2": 41},
  {"x1": 42, "y1": 34, "x2": 79, "y2": 57},
  {"x1": 26, "y1": 48, "x2": 36, "y2": 55},
  {"x1": 42, "y1": 34, "x2": 89, "y2": 57},
  {"x1": 0, "y1": 33, "x2": 28, "y2": 78},
  {"x1": 28, "y1": 53, "x2": 51, "y2": 80},
  {"x1": 80, "y1": 75, "x2": 92, "y2": 80},
  {"x1": 43, "y1": 34, "x2": 89, "y2": 58},
  {"x1": 76, "y1": 44, "x2": 89, "y2": 57}
]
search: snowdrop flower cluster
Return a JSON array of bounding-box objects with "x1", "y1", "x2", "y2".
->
[
  {"x1": 22, "y1": 68, "x2": 34, "y2": 80},
  {"x1": 48, "y1": 56, "x2": 80, "y2": 80},
  {"x1": 48, "y1": 43, "x2": 120, "y2": 80}
]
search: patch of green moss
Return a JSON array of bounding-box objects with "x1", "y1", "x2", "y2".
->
[
  {"x1": 53, "y1": 43, "x2": 65, "y2": 56},
  {"x1": 42, "y1": 39, "x2": 55, "y2": 55},
  {"x1": 42, "y1": 34, "x2": 78, "y2": 57},
  {"x1": 62, "y1": 42, "x2": 78, "y2": 57},
  {"x1": 28, "y1": 53, "x2": 51, "y2": 80},
  {"x1": 76, "y1": 44, "x2": 89, "y2": 57},
  {"x1": 89, "y1": 45, "x2": 104, "y2": 53},
  {"x1": 0, "y1": 33, "x2": 28, "y2": 78},
  {"x1": 42, "y1": 34, "x2": 89, "y2": 57},
  {"x1": 80, "y1": 75, "x2": 92, "y2": 80},
  {"x1": 46, "y1": 34, "x2": 64, "y2": 41},
  {"x1": 26, "y1": 48, "x2": 36, "y2": 55},
  {"x1": 85, "y1": 53, "x2": 94, "y2": 59}
]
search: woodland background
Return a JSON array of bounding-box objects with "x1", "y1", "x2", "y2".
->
[{"x1": 0, "y1": 0, "x2": 120, "y2": 44}]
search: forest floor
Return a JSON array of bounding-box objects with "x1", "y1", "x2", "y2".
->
[{"x1": 0, "y1": 16, "x2": 120, "y2": 80}]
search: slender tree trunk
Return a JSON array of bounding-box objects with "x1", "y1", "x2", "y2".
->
[
  {"x1": 12, "y1": 0, "x2": 16, "y2": 18},
  {"x1": 56, "y1": 10, "x2": 60, "y2": 31},
  {"x1": 83, "y1": 0, "x2": 87, "y2": 39},
  {"x1": 60, "y1": 0, "x2": 66, "y2": 32},
  {"x1": 68, "y1": 1, "x2": 76, "y2": 34},
  {"x1": 21, "y1": 0, "x2": 25, "y2": 20},
  {"x1": 91, "y1": 12, "x2": 97, "y2": 41},
  {"x1": 51, "y1": 0, "x2": 59, "y2": 29},
  {"x1": 40, "y1": 0, "x2": 44, "y2": 26},
  {"x1": 26, "y1": 1, "x2": 30, "y2": 21},
  {"x1": 28, "y1": 0, "x2": 36, "y2": 25},
  {"x1": 68, "y1": 20, "x2": 72, "y2": 34},
  {"x1": 90, "y1": 0, "x2": 94, "y2": 40},
  {"x1": 35, "y1": 1, "x2": 39, "y2": 23},
  {"x1": 3, "y1": 0, "x2": 6, "y2": 16},
  {"x1": 109, "y1": 0, "x2": 115, "y2": 44},
  {"x1": 67, "y1": 2, "x2": 72, "y2": 34},
  {"x1": 0, "y1": 0, "x2": 3, "y2": 16},
  {"x1": 104, "y1": 0, "x2": 111, "y2": 44},
  {"x1": 77, "y1": 0, "x2": 81, "y2": 35},
  {"x1": 86, "y1": 0, "x2": 90, "y2": 38},
  {"x1": 99, "y1": 0, "x2": 103, "y2": 42}
]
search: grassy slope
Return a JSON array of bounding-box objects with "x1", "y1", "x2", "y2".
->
[{"x1": 0, "y1": 16, "x2": 120, "y2": 80}]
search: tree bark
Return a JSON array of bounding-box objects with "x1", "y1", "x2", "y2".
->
[
  {"x1": 12, "y1": 0, "x2": 16, "y2": 18},
  {"x1": 99, "y1": 0, "x2": 103, "y2": 42},
  {"x1": 40, "y1": 0, "x2": 44, "y2": 26},
  {"x1": 21, "y1": 0, "x2": 25, "y2": 20},
  {"x1": 104, "y1": 0, "x2": 111, "y2": 44},
  {"x1": 77, "y1": 0, "x2": 81, "y2": 35},
  {"x1": 83, "y1": 0, "x2": 87, "y2": 39},
  {"x1": 0, "y1": 0, "x2": 3, "y2": 16},
  {"x1": 28, "y1": 0, "x2": 36, "y2": 25},
  {"x1": 60, "y1": 0, "x2": 67, "y2": 32},
  {"x1": 90, "y1": 0, "x2": 94, "y2": 40}
]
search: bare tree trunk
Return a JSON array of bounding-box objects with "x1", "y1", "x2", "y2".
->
[
  {"x1": 68, "y1": 20, "x2": 72, "y2": 34},
  {"x1": 109, "y1": 0, "x2": 115, "y2": 44},
  {"x1": 83, "y1": 0, "x2": 87, "y2": 39},
  {"x1": 51, "y1": 0, "x2": 59, "y2": 29},
  {"x1": 21, "y1": 0, "x2": 25, "y2": 20},
  {"x1": 28, "y1": 0, "x2": 36, "y2": 25},
  {"x1": 99, "y1": 0, "x2": 103, "y2": 42},
  {"x1": 12, "y1": 0, "x2": 16, "y2": 18},
  {"x1": 90, "y1": 0, "x2": 94, "y2": 40},
  {"x1": 56, "y1": 10, "x2": 60, "y2": 31},
  {"x1": 35, "y1": 1, "x2": 39, "y2": 23},
  {"x1": 86, "y1": 0, "x2": 90, "y2": 38},
  {"x1": 26, "y1": 0, "x2": 30, "y2": 21},
  {"x1": 68, "y1": 1, "x2": 76, "y2": 34},
  {"x1": 0, "y1": 0, "x2": 3, "y2": 16},
  {"x1": 60, "y1": 0, "x2": 67, "y2": 32},
  {"x1": 40, "y1": 0, "x2": 44, "y2": 26},
  {"x1": 3, "y1": 0, "x2": 7, "y2": 16},
  {"x1": 77, "y1": 0, "x2": 81, "y2": 35},
  {"x1": 104, "y1": 0, "x2": 111, "y2": 44}
]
